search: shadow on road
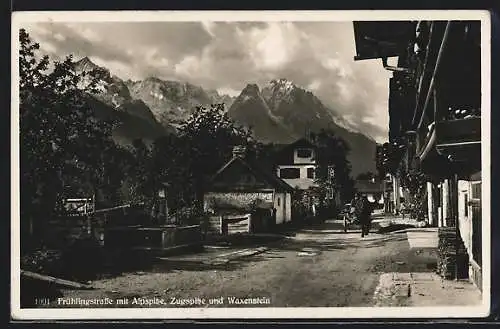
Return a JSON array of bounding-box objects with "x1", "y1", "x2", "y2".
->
[
  {"x1": 269, "y1": 238, "x2": 347, "y2": 253},
  {"x1": 95, "y1": 218, "x2": 435, "y2": 279},
  {"x1": 148, "y1": 259, "x2": 248, "y2": 273},
  {"x1": 369, "y1": 247, "x2": 438, "y2": 273},
  {"x1": 377, "y1": 224, "x2": 415, "y2": 234}
]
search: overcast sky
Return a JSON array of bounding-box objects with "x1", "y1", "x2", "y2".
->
[{"x1": 23, "y1": 21, "x2": 393, "y2": 142}]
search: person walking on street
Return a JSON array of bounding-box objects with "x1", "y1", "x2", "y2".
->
[{"x1": 355, "y1": 194, "x2": 372, "y2": 237}]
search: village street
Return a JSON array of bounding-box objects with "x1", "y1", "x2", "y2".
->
[{"x1": 47, "y1": 212, "x2": 450, "y2": 308}]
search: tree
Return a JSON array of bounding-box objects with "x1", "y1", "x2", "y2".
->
[
  {"x1": 126, "y1": 104, "x2": 256, "y2": 220},
  {"x1": 310, "y1": 130, "x2": 355, "y2": 204},
  {"x1": 376, "y1": 141, "x2": 405, "y2": 177},
  {"x1": 19, "y1": 29, "x2": 116, "y2": 249},
  {"x1": 150, "y1": 134, "x2": 197, "y2": 213},
  {"x1": 178, "y1": 104, "x2": 255, "y2": 203}
]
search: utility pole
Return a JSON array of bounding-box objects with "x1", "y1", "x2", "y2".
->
[
  {"x1": 393, "y1": 173, "x2": 401, "y2": 215},
  {"x1": 452, "y1": 172, "x2": 460, "y2": 281},
  {"x1": 382, "y1": 177, "x2": 386, "y2": 213}
]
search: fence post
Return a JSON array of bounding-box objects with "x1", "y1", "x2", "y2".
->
[
  {"x1": 219, "y1": 215, "x2": 223, "y2": 235},
  {"x1": 247, "y1": 214, "x2": 252, "y2": 234},
  {"x1": 86, "y1": 214, "x2": 92, "y2": 235}
]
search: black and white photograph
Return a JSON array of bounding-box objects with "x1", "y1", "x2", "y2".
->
[{"x1": 11, "y1": 10, "x2": 491, "y2": 320}]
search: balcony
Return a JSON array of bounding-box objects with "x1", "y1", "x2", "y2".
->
[
  {"x1": 416, "y1": 110, "x2": 481, "y2": 177},
  {"x1": 414, "y1": 21, "x2": 481, "y2": 176},
  {"x1": 435, "y1": 115, "x2": 481, "y2": 162}
]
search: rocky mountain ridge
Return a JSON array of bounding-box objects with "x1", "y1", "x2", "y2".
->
[
  {"x1": 228, "y1": 79, "x2": 377, "y2": 174},
  {"x1": 74, "y1": 57, "x2": 377, "y2": 174}
]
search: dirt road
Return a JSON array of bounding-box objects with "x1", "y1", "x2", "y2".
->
[{"x1": 46, "y1": 219, "x2": 437, "y2": 308}]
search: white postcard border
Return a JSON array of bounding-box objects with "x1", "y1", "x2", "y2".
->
[{"x1": 10, "y1": 9, "x2": 492, "y2": 320}]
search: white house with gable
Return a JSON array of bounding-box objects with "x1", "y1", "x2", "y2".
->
[{"x1": 275, "y1": 138, "x2": 318, "y2": 190}]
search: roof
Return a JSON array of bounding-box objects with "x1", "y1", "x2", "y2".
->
[
  {"x1": 352, "y1": 21, "x2": 416, "y2": 61},
  {"x1": 288, "y1": 138, "x2": 315, "y2": 149},
  {"x1": 275, "y1": 138, "x2": 316, "y2": 165},
  {"x1": 209, "y1": 156, "x2": 294, "y2": 192},
  {"x1": 280, "y1": 178, "x2": 317, "y2": 190}
]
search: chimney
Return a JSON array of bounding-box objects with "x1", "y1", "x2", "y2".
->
[{"x1": 232, "y1": 145, "x2": 247, "y2": 159}]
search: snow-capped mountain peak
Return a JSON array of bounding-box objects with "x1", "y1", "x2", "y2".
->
[
  {"x1": 228, "y1": 79, "x2": 378, "y2": 175},
  {"x1": 268, "y1": 78, "x2": 296, "y2": 93},
  {"x1": 74, "y1": 56, "x2": 105, "y2": 73}
]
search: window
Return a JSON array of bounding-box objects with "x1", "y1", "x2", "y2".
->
[
  {"x1": 277, "y1": 197, "x2": 281, "y2": 206},
  {"x1": 279, "y1": 168, "x2": 300, "y2": 179},
  {"x1": 307, "y1": 168, "x2": 315, "y2": 179},
  {"x1": 471, "y1": 182, "x2": 481, "y2": 200},
  {"x1": 296, "y1": 148, "x2": 312, "y2": 158}
]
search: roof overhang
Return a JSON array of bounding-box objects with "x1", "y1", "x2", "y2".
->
[{"x1": 353, "y1": 21, "x2": 416, "y2": 61}]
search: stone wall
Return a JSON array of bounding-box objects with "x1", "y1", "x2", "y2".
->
[
  {"x1": 105, "y1": 225, "x2": 202, "y2": 249},
  {"x1": 437, "y1": 227, "x2": 469, "y2": 280},
  {"x1": 44, "y1": 216, "x2": 105, "y2": 248},
  {"x1": 42, "y1": 206, "x2": 148, "y2": 249},
  {"x1": 204, "y1": 191, "x2": 273, "y2": 211}
]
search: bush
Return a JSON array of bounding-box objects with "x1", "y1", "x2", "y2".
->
[
  {"x1": 20, "y1": 236, "x2": 105, "y2": 282},
  {"x1": 61, "y1": 236, "x2": 104, "y2": 281},
  {"x1": 169, "y1": 205, "x2": 204, "y2": 226},
  {"x1": 21, "y1": 249, "x2": 65, "y2": 277}
]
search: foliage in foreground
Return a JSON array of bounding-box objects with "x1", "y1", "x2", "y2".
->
[{"x1": 20, "y1": 28, "x2": 122, "y2": 249}]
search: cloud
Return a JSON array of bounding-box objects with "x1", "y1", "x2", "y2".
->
[
  {"x1": 144, "y1": 47, "x2": 169, "y2": 68},
  {"x1": 307, "y1": 79, "x2": 322, "y2": 92},
  {"x1": 53, "y1": 33, "x2": 66, "y2": 41},
  {"x1": 201, "y1": 21, "x2": 216, "y2": 37},
  {"x1": 322, "y1": 58, "x2": 352, "y2": 78},
  {"x1": 238, "y1": 22, "x2": 307, "y2": 71},
  {"x1": 25, "y1": 22, "x2": 135, "y2": 67},
  {"x1": 19, "y1": 21, "x2": 391, "y2": 142},
  {"x1": 65, "y1": 23, "x2": 103, "y2": 43},
  {"x1": 175, "y1": 54, "x2": 204, "y2": 78},
  {"x1": 39, "y1": 40, "x2": 58, "y2": 55},
  {"x1": 216, "y1": 87, "x2": 240, "y2": 97}
]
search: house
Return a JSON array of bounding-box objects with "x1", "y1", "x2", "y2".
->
[
  {"x1": 274, "y1": 138, "x2": 318, "y2": 190},
  {"x1": 353, "y1": 21, "x2": 484, "y2": 289},
  {"x1": 355, "y1": 179, "x2": 385, "y2": 208},
  {"x1": 203, "y1": 146, "x2": 294, "y2": 233}
]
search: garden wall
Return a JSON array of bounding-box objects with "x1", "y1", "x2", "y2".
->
[{"x1": 105, "y1": 224, "x2": 202, "y2": 250}]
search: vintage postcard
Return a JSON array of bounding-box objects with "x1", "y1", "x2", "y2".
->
[{"x1": 11, "y1": 10, "x2": 491, "y2": 320}]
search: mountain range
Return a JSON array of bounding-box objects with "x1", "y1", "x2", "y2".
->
[{"x1": 74, "y1": 57, "x2": 377, "y2": 175}]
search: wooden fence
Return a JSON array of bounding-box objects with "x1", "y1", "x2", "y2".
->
[
  {"x1": 224, "y1": 214, "x2": 251, "y2": 235},
  {"x1": 105, "y1": 224, "x2": 202, "y2": 250},
  {"x1": 205, "y1": 214, "x2": 252, "y2": 236}
]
